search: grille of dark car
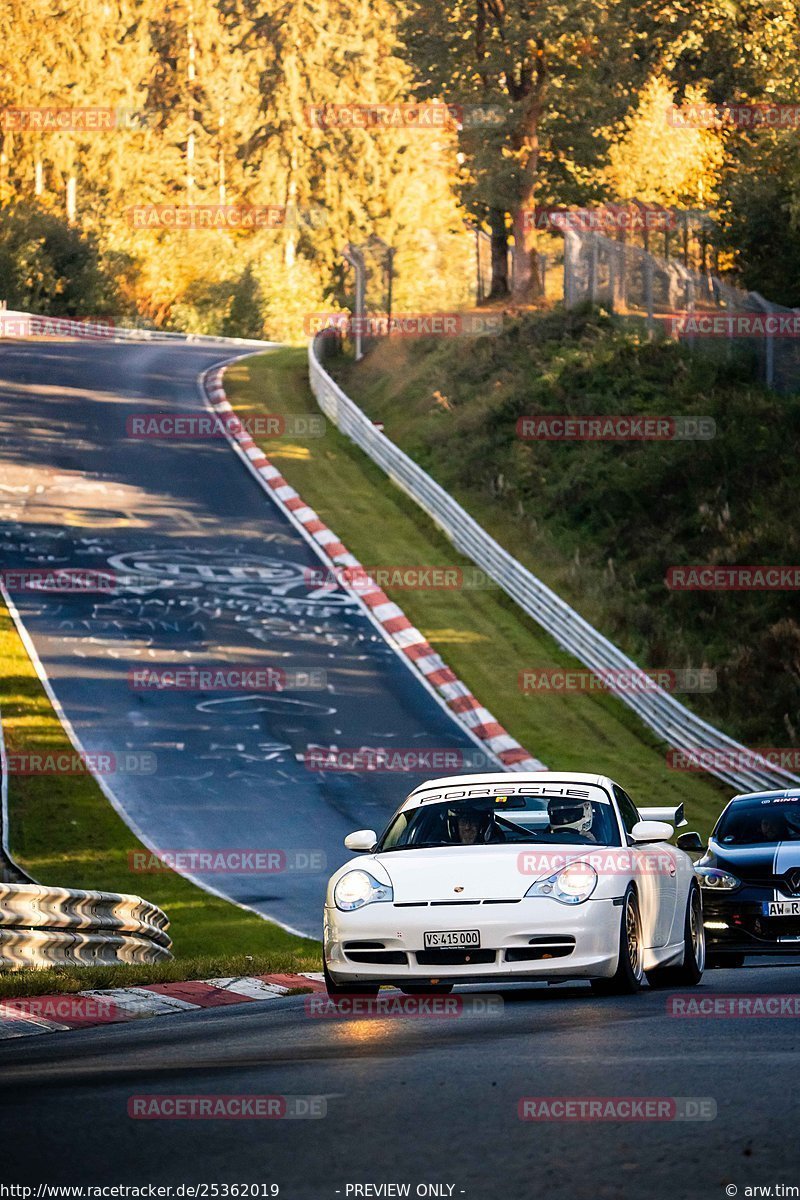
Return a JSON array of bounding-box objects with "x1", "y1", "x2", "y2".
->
[
  {"x1": 746, "y1": 874, "x2": 800, "y2": 897},
  {"x1": 721, "y1": 911, "x2": 800, "y2": 941}
]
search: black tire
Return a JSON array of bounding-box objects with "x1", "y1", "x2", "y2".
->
[
  {"x1": 590, "y1": 886, "x2": 645, "y2": 995},
  {"x1": 706, "y1": 952, "x2": 746, "y2": 969},
  {"x1": 646, "y1": 884, "x2": 705, "y2": 989},
  {"x1": 399, "y1": 984, "x2": 454, "y2": 995},
  {"x1": 323, "y1": 959, "x2": 380, "y2": 998}
]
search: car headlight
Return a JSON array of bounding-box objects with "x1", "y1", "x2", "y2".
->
[
  {"x1": 694, "y1": 867, "x2": 740, "y2": 891},
  {"x1": 525, "y1": 861, "x2": 598, "y2": 905},
  {"x1": 334, "y1": 870, "x2": 393, "y2": 912}
]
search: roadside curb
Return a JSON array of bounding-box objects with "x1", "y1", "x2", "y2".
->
[
  {"x1": 0, "y1": 972, "x2": 326, "y2": 1039},
  {"x1": 202, "y1": 363, "x2": 544, "y2": 772}
]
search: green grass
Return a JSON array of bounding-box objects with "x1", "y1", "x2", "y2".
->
[
  {"x1": 0, "y1": 950, "x2": 319, "y2": 998},
  {"x1": 0, "y1": 954, "x2": 317, "y2": 999},
  {"x1": 330, "y1": 308, "x2": 800, "y2": 751},
  {"x1": 1, "y1": 603, "x2": 320, "y2": 994},
  {"x1": 224, "y1": 347, "x2": 729, "y2": 837}
]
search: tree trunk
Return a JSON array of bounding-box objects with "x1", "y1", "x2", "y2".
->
[
  {"x1": 488, "y1": 207, "x2": 509, "y2": 299},
  {"x1": 511, "y1": 207, "x2": 544, "y2": 302},
  {"x1": 511, "y1": 121, "x2": 541, "y2": 303}
]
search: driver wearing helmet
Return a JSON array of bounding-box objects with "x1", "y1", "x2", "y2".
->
[
  {"x1": 548, "y1": 797, "x2": 598, "y2": 843},
  {"x1": 447, "y1": 805, "x2": 498, "y2": 845}
]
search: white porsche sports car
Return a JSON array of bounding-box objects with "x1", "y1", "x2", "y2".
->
[{"x1": 323, "y1": 771, "x2": 704, "y2": 995}]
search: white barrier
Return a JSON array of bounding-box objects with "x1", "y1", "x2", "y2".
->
[
  {"x1": 0, "y1": 927, "x2": 172, "y2": 970},
  {"x1": 308, "y1": 332, "x2": 798, "y2": 795},
  {"x1": 0, "y1": 309, "x2": 273, "y2": 348},
  {"x1": 0, "y1": 882, "x2": 172, "y2": 971}
]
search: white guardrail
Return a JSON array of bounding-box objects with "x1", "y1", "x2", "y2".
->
[
  {"x1": 309, "y1": 332, "x2": 800, "y2": 796},
  {"x1": 0, "y1": 884, "x2": 172, "y2": 970},
  {"x1": 0, "y1": 309, "x2": 272, "y2": 348},
  {"x1": 0, "y1": 707, "x2": 171, "y2": 970}
]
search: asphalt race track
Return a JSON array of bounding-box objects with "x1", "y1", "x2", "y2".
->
[
  {"x1": 0, "y1": 962, "x2": 798, "y2": 1198},
  {"x1": 2, "y1": 340, "x2": 799, "y2": 1200},
  {"x1": 0, "y1": 338, "x2": 483, "y2": 934}
]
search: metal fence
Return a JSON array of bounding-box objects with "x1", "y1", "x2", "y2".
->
[
  {"x1": 563, "y1": 228, "x2": 800, "y2": 392},
  {"x1": 309, "y1": 331, "x2": 799, "y2": 796},
  {"x1": 0, "y1": 884, "x2": 173, "y2": 970}
]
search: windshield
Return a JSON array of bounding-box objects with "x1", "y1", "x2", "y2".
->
[
  {"x1": 715, "y1": 796, "x2": 800, "y2": 845},
  {"x1": 378, "y1": 790, "x2": 620, "y2": 850}
]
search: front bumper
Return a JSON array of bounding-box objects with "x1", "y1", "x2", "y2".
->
[
  {"x1": 324, "y1": 897, "x2": 622, "y2": 984},
  {"x1": 703, "y1": 892, "x2": 800, "y2": 955}
]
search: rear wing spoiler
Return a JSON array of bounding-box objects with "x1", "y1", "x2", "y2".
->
[{"x1": 638, "y1": 804, "x2": 687, "y2": 828}]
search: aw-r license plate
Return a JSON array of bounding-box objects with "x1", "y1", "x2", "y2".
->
[
  {"x1": 423, "y1": 929, "x2": 481, "y2": 949},
  {"x1": 763, "y1": 900, "x2": 800, "y2": 917}
]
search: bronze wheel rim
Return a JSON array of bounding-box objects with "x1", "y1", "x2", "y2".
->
[{"x1": 626, "y1": 895, "x2": 644, "y2": 981}]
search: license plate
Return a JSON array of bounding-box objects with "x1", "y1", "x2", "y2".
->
[
  {"x1": 763, "y1": 900, "x2": 800, "y2": 917},
  {"x1": 423, "y1": 929, "x2": 481, "y2": 949}
]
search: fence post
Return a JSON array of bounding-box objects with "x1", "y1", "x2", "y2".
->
[
  {"x1": 386, "y1": 245, "x2": 395, "y2": 337},
  {"x1": 616, "y1": 239, "x2": 628, "y2": 309},
  {"x1": 587, "y1": 234, "x2": 598, "y2": 305},
  {"x1": 751, "y1": 293, "x2": 775, "y2": 388},
  {"x1": 343, "y1": 244, "x2": 366, "y2": 362},
  {"x1": 684, "y1": 268, "x2": 696, "y2": 353},
  {"x1": 563, "y1": 231, "x2": 574, "y2": 306}
]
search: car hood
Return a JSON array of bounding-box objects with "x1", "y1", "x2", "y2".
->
[
  {"x1": 703, "y1": 840, "x2": 800, "y2": 879},
  {"x1": 373, "y1": 844, "x2": 595, "y2": 903}
]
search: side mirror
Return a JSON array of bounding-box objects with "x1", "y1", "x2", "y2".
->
[
  {"x1": 630, "y1": 819, "x2": 674, "y2": 844},
  {"x1": 344, "y1": 829, "x2": 377, "y2": 853},
  {"x1": 676, "y1": 831, "x2": 705, "y2": 853}
]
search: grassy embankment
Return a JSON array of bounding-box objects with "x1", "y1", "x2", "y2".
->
[{"x1": 330, "y1": 308, "x2": 800, "y2": 752}]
